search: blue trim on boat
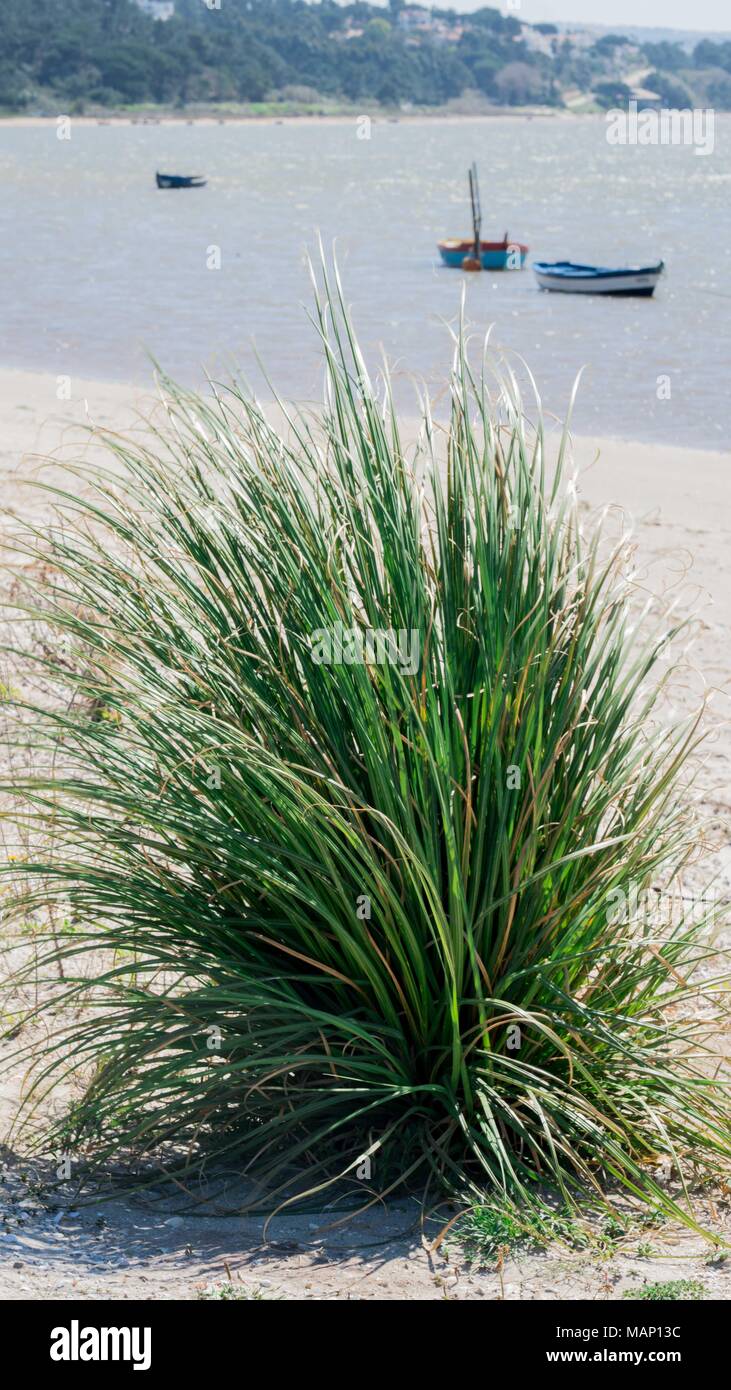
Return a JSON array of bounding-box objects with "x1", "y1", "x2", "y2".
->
[
  {"x1": 438, "y1": 241, "x2": 529, "y2": 270},
  {"x1": 533, "y1": 261, "x2": 664, "y2": 279}
]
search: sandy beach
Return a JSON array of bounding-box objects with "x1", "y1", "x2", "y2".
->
[
  {"x1": 1, "y1": 368, "x2": 730, "y2": 1300},
  {"x1": 0, "y1": 109, "x2": 572, "y2": 129}
]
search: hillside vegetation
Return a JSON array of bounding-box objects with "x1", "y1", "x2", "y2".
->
[{"x1": 1, "y1": 0, "x2": 730, "y2": 112}]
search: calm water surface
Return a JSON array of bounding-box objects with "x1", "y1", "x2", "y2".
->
[{"x1": 1, "y1": 117, "x2": 730, "y2": 445}]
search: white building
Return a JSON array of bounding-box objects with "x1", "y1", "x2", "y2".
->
[
  {"x1": 134, "y1": 1, "x2": 175, "y2": 20},
  {"x1": 397, "y1": 7, "x2": 434, "y2": 34},
  {"x1": 522, "y1": 28, "x2": 558, "y2": 57},
  {"x1": 397, "y1": 8, "x2": 463, "y2": 43}
]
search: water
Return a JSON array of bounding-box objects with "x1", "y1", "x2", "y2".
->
[{"x1": 1, "y1": 116, "x2": 730, "y2": 445}]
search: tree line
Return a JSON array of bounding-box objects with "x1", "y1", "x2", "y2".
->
[{"x1": 1, "y1": 0, "x2": 729, "y2": 113}]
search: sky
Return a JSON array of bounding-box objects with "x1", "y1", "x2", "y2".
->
[{"x1": 441, "y1": 1, "x2": 730, "y2": 31}]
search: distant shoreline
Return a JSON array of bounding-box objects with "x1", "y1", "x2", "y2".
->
[{"x1": 0, "y1": 109, "x2": 586, "y2": 129}]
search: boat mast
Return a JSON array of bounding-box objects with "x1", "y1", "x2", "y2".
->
[{"x1": 468, "y1": 163, "x2": 482, "y2": 259}]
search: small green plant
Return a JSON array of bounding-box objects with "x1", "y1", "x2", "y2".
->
[
  {"x1": 456, "y1": 1201, "x2": 587, "y2": 1265},
  {"x1": 602, "y1": 1216, "x2": 627, "y2": 1240},
  {"x1": 623, "y1": 1279, "x2": 707, "y2": 1301},
  {"x1": 636, "y1": 1242, "x2": 655, "y2": 1258},
  {"x1": 595, "y1": 1214, "x2": 628, "y2": 1257},
  {"x1": 3, "y1": 261, "x2": 730, "y2": 1228},
  {"x1": 196, "y1": 1281, "x2": 281, "y2": 1301},
  {"x1": 457, "y1": 1205, "x2": 534, "y2": 1263},
  {"x1": 637, "y1": 1209, "x2": 669, "y2": 1230}
]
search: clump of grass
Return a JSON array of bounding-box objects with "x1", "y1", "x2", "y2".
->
[
  {"x1": 623, "y1": 1279, "x2": 707, "y2": 1301},
  {"x1": 197, "y1": 1282, "x2": 281, "y2": 1301},
  {"x1": 455, "y1": 1200, "x2": 588, "y2": 1265},
  {"x1": 2, "y1": 263, "x2": 730, "y2": 1226}
]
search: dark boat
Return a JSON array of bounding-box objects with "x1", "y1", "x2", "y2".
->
[{"x1": 156, "y1": 172, "x2": 207, "y2": 190}]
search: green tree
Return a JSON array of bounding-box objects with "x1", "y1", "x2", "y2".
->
[{"x1": 646, "y1": 70, "x2": 695, "y2": 107}]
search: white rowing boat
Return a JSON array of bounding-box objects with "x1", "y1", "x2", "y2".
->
[{"x1": 533, "y1": 261, "x2": 665, "y2": 297}]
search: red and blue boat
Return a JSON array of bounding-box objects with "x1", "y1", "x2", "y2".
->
[
  {"x1": 438, "y1": 237, "x2": 529, "y2": 270},
  {"x1": 438, "y1": 164, "x2": 528, "y2": 272}
]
